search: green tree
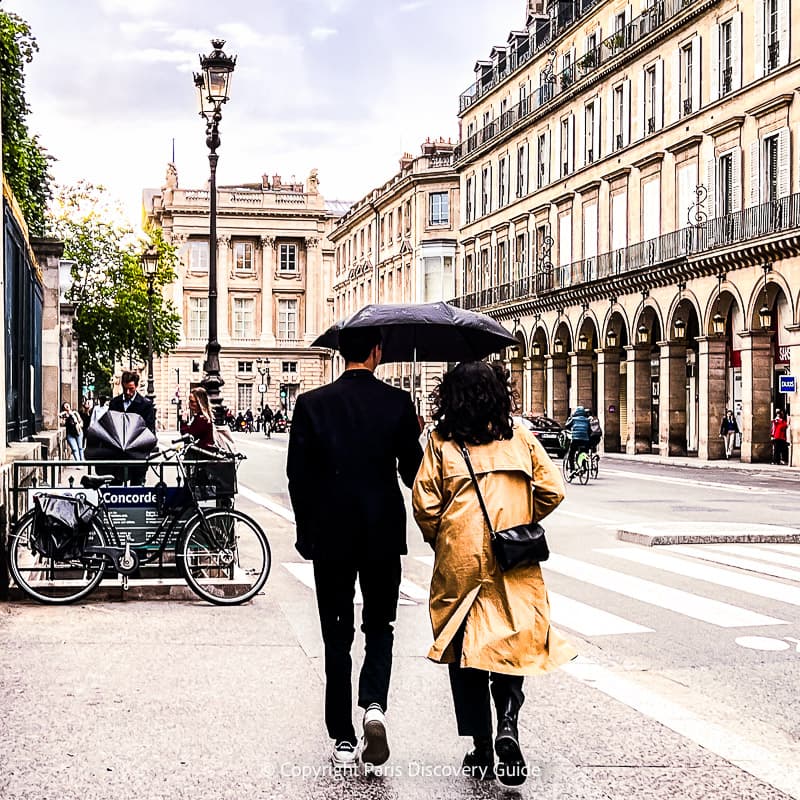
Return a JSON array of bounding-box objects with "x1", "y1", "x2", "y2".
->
[
  {"x1": 51, "y1": 182, "x2": 181, "y2": 390},
  {"x1": 0, "y1": 7, "x2": 51, "y2": 235}
]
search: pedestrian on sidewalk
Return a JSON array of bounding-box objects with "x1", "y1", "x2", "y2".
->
[
  {"x1": 771, "y1": 409, "x2": 789, "y2": 465},
  {"x1": 60, "y1": 402, "x2": 84, "y2": 461},
  {"x1": 286, "y1": 326, "x2": 423, "y2": 770},
  {"x1": 412, "y1": 362, "x2": 576, "y2": 787},
  {"x1": 179, "y1": 387, "x2": 215, "y2": 449},
  {"x1": 720, "y1": 410, "x2": 739, "y2": 459}
]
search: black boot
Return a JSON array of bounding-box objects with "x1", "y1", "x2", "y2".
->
[
  {"x1": 462, "y1": 735, "x2": 494, "y2": 780},
  {"x1": 492, "y1": 677, "x2": 527, "y2": 786}
]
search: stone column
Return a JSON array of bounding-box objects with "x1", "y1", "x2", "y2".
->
[
  {"x1": 658, "y1": 340, "x2": 687, "y2": 457},
  {"x1": 597, "y1": 348, "x2": 621, "y2": 452},
  {"x1": 530, "y1": 356, "x2": 546, "y2": 415},
  {"x1": 260, "y1": 237, "x2": 276, "y2": 347},
  {"x1": 217, "y1": 235, "x2": 231, "y2": 348},
  {"x1": 739, "y1": 330, "x2": 773, "y2": 463},
  {"x1": 697, "y1": 336, "x2": 727, "y2": 460},
  {"x1": 521, "y1": 357, "x2": 532, "y2": 415},
  {"x1": 546, "y1": 354, "x2": 569, "y2": 422},
  {"x1": 570, "y1": 351, "x2": 594, "y2": 410},
  {"x1": 510, "y1": 358, "x2": 524, "y2": 412},
  {"x1": 787, "y1": 324, "x2": 800, "y2": 467},
  {"x1": 625, "y1": 344, "x2": 652, "y2": 454}
]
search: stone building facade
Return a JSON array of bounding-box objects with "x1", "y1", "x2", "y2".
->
[
  {"x1": 144, "y1": 166, "x2": 349, "y2": 428},
  {"x1": 329, "y1": 139, "x2": 460, "y2": 418},
  {"x1": 451, "y1": 0, "x2": 800, "y2": 465}
]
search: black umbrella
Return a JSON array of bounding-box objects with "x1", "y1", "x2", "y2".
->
[
  {"x1": 85, "y1": 409, "x2": 157, "y2": 461},
  {"x1": 312, "y1": 302, "x2": 518, "y2": 363}
]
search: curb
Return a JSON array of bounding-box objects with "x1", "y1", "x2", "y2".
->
[
  {"x1": 602, "y1": 452, "x2": 800, "y2": 479},
  {"x1": 618, "y1": 525, "x2": 800, "y2": 547}
]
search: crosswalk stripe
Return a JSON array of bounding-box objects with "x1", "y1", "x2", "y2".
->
[
  {"x1": 709, "y1": 544, "x2": 800, "y2": 570},
  {"x1": 281, "y1": 563, "x2": 417, "y2": 605},
  {"x1": 549, "y1": 592, "x2": 653, "y2": 636},
  {"x1": 597, "y1": 547, "x2": 800, "y2": 608},
  {"x1": 543, "y1": 554, "x2": 787, "y2": 628},
  {"x1": 668, "y1": 545, "x2": 800, "y2": 583},
  {"x1": 745, "y1": 543, "x2": 800, "y2": 558}
]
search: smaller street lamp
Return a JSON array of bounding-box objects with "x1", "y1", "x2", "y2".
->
[
  {"x1": 255, "y1": 357, "x2": 271, "y2": 414},
  {"x1": 711, "y1": 312, "x2": 725, "y2": 336},
  {"x1": 606, "y1": 329, "x2": 617, "y2": 349},
  {"x1": 637, "y1": 324, "x2": 649, "y2": 345},
  {"x1": 554, "y1": 337, "x2": 564, "y2": 354},
  {"x1": 578, "y1": 333, "x2": 590, "y2": 351},
  {"x1": 140, "y1": 247, "x2": 159, "y2": 402},
  {"x1": 531, "y1": 340, "x2": 542, "y2": 357},
  {"x1": 759, "y1": 262, "x2": 772, "y2": 330},
  {"x1": 673, "y1": 318, "x2": 687, "y2": 339}
]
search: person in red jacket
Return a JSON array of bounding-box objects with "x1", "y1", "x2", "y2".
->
[
  {"x1": 180, "y1": 387, "x2": 215, "y2": 449},
  {"x1": 770, "y1": 409, "x2": 789, "y2": 465}
]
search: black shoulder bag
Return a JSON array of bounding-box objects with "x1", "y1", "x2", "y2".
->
[{"x1": 460, "y1": 444, "x2": 549, "y2": 572}]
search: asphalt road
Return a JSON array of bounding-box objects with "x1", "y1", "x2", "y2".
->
[{"x1": 0, "y1": 431, "x2": 798, "y2": 800}]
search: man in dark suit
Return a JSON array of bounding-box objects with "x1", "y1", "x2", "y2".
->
[
  {"x1": 107, "y1": 370, "x2": 156, "y2": 484},
  {"x1": 287, "y1": 326, "x2": 423, "y2": 770}
]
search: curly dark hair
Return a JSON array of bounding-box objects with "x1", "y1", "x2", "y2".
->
[{"x1": 430, "y1": 361, "x2": 514, "y2": 445}]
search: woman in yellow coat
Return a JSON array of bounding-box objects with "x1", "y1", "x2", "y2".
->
[{"x1": 412, "y1": 362, "x2": 576, "y2": 786}]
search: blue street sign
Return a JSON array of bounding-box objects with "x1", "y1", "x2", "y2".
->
[{"x1": 779, "y1": 375, "x2": 796, "y2": 394}]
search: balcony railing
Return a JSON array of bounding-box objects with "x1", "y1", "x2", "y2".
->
[
  {"x1": 456, "y1": 0, "x2": 697, "y2": 154},
  {"x1": 767, "y1": 40, "x2": 780, "y2": 72},
  {"x1": 450, "y1": 192, "x2": 800, "y2": 310},
  {"x1": 721, "y1": 66, "x2": 732, "y2": 96}
]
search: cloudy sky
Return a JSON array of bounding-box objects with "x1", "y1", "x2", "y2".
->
[{"x1": 15, "y1": 0, "x2": 523, "y2": 222}]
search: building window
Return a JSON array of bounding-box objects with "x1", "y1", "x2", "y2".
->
[
  {"x1": 481, "y1": 165, "x2": 491, "y2": 216},
  {"x1": 188, "y1": 240, "x2": 209, "y2": 271},
  {"x1": 237, "y1": 360, "x2": 253, "y2": 373},
  {"x1": 613, "y1": 86, "x2": 625, "y2": 150},
  {"x1": 279, "y1": 243, "x2": 297, "y2": 272},
  {"x1": 536, "y1": 132, "x2": 548, "y2": 188},
  {"x1": 514, "y1": 233, "x2": 527, "y2": 279},
  {"x1": 560, "y1": 117, "x2": 572, "y2": 177},
  {"x1": 720, "y1": 20, "x2": 733, "y2": 95},
  {"x1": 464, "y1": 253, "x2": 475, "y2": 294},
  {"x1": 498, "y1": 240, "x2": 509, "y2": 284},
  {"x1": 498, "y1": 156, "x2": 508, "y2": 207},
  {"x1": 423, "y1": 256, "x2": 455, "y2": 302},
  {"x1": 584, "y1": 103, "x2": 595, "y2": 163},
  {"x1": 429, "y1": 191, "x2": 450, "y2": 225},
  {"x1": 188, "y1": 296, "x2": 208, "y2": 339},
  {"x1": 387, "y1": 211, "x2": 393, "y2": 242},
  {"x1": 465, "y1": 177, "x2": 474, "y2": 223},
  {"x1": 278, "y1": 298, "x2": 298, "y2": 340},
  {"x1": 232, "y1": 297, "x2": 255, "y2": 339},
  {"x1": 237, "y1": 383, "x2": 253, "y2": 412},
  {"x1": 282, "y1": 361, "x2": 298, "y2": 373},
  {"x1": 719, "y1": 152, "x2": 734, "y2": 215},
  {"x1": 234, "y1": 241, "x2": 253, "y2": 271},
  {"x1": 764, "y1": 134, "x2": 780, "y2": 202},
  {"x1": 766, "y1": 0, "x2": 779, "y2": 72},
  {"x1": 680, "y1": 42, "x2": 694, "y2": 116},
  {"x1": 645, "y1": 66, "x2": 657, "y2": 133}
]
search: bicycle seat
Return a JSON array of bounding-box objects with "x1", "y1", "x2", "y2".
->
[{"x1": 80, "y1": 474, "x2": 116, "y2": 489}]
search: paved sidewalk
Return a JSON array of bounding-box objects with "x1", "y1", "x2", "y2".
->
[{"x1": 602, "y1": 450, "x2": 800, "y2": 478}]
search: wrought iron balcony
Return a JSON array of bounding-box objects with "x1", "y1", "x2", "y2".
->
[
  {"x1": 767, "y1": 40, "x2": 780, "y2": 72},
  {"x1": 647, "y1": 117, "x2": 656, "y2": 134},
  {"x1": 682, "y1": 97, "x2": 693, "y2": 116},
  {"x1": 615, "y1": 133, "x2": 624, "y2": 151},
  {"x1": 721, "y1": 67, "x2": 732, "y2": 96}
]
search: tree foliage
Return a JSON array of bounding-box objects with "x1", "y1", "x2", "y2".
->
[
  {"x1": 51, "y1": 182, "x2": 182, "y2": 392},
  {"x1": 0, "y1": 7, "x2": 51, "y2": 235}
]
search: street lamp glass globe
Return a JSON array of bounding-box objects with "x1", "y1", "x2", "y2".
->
[
  {"x1": 637, "y1": 324, "x2": 649, "y2": 344},
  {"x1": 758, "y1": 304, "x2": 771, "y2": 329},
  {"x1": 673, "y1": 318, "x2": 687, "y2": 339},
  {"x1": 141, "y1": 248, "x2": 159, "y2": 277},
  {"x1": 554, "y1": 337, "x2": 564, "y2": 354},
  {"x1": 200, "y1": 39, "x2": 236, "y2": 108},
  {"x1": 711, "y1": 312, "x2": 725, "y2": 336}
]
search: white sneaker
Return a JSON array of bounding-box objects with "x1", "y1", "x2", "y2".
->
[
  {"x1": 361, "y1": 703, "x2": 390, "y2": 766},
  {"x1": 331, "y1": 739, "x2": 358, "y2": 769}
]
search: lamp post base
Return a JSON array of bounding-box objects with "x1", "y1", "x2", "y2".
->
[{"x1": 200, "y1": 340, "x2": 227, "y2": 426}]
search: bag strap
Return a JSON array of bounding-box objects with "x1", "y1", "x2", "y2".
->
[{"x1": 460, "y1": 444, "x2": 496, "y2": 539}]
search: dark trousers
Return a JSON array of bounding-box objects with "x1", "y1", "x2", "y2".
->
[
  {"x1": 568, "y1": 439, "x2": 589, "y2": 470},
  {"x1": 447, "y1": 621, "x2": 525, "y2": 738},
  {"x1": 772, "y1": 439, "x2": 789, "y2": 465},
  {"x1": 313, "y1": 556, "x2": 401, "y2": 743}
]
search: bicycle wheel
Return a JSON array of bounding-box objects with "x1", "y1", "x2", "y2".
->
[
  {"x1": 562, "y1": 455, "x2": 574, "y2": 484},
  {"x1": 578, "y1": 455, "x2": 590, "y2": 485},
  {"x1": 8, "y1": 511, "x2": 108, "y2": 604},
  {"x1": 590, "y1": 455, "x2": 599, "y2": 480},
  {"x1": 178, "y1": 508, "x2": 271, "y2": 605}
]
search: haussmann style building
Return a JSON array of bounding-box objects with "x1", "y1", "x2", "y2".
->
[{"x1": 450, "y1": 0, "x2": 799, "y2": 465}]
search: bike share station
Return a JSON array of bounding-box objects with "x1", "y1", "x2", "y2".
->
[{"x1": 7, "y1": 442, "x2": 271, "y2": 605}]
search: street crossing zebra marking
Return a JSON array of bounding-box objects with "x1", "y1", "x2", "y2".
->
[
  {"x1": 668, "y1": 545, "x2": 800, "y2": 582},
  {"x1": 548, "y1": 592, "x2": 654, "y2": 636},
  {"x1": 730, "y1": 542, "x2": 800, "y2": 561},
  {"x1": 281, "y1": 563, "x2": 418, "y2": 605},
  {"x1": 543, "y1": 554, "x2": 787, "y2": 627},
  {"x1": 238, "y1": 485, "x2": 295, "y2": 522},
  {"x1": 597, "y1": 547, "x2": 800, "y2": 608}
]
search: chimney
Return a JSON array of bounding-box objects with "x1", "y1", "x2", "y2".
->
[
  {"x1": 399, "y1": 152, "x2": 414, "y2": 171},
  {"x1": 261, "y1": 173, "x2": 270, "y2": 189},
  {"x1": 272, "y1": 174, "x2": 282, "y2": 189}
]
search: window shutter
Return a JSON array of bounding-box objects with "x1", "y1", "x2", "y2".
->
[
  {"x1": 638, "y1": 68, "x2": 646, "y2": 139},
  {"x1": 691, "y1": 36, "x2": 701, "y2": 112},
  {"x1": 623, "y1": 79, "x2": 631, "y2": 146},
  {"x1": 749, "y1": 140, "x2": 761, "y2": 206},
  {"x1": 624, "y1": 4, "x2": 632, "y2": 26},
  {"x1": 732, "y1": 12, "x2": 743, "y2": 90},
  {"x1": 754, "y1": 1, "x2": 764, "y2": 79},
  {"x1": 706, "y1": 159, "x2": 716, "y2": 220},
  {"x1": 593, "y1": 96, "x2": 602, "y2": 159},
  {"x1": 568, "y1": 113, "x2": 575, "y2": 174},
  {"x1": 544, "y1": 129, "x2": 551, "y2": 185},
  {"x1": 655, "y1": 59, "x2": 664, "y2": 130},
  {"x1": 672, "y1": 50, "x2": 681, "y2": 123},
  {"x1": 710, "y1": 24, "x2": 719, "y2": 102},
  {"x1": 731, "y1": 147, "x2": 742, "y2": 212},
  {"x1": 778, "y1": 0, "x2": 790, "y2": 67},
  {"x1": 777, "y1": 127, "x2": 791, "y2": 199}
]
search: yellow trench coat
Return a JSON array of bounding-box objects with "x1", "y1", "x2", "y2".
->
[{"x1": 412, "y1": 425, "x2": 577, "y2": 675}]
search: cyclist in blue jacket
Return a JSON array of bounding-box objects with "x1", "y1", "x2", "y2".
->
[{"x1": 564, "y1": 406, "x2": 591, "y2": 470}]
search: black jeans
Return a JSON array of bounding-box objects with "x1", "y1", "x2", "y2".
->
[
  {"x1": 313, "y1": 557, "x2": 401, "y2": 743},
  {"x1": 447, "y1": 621, "x2": 525, "y2": 737}
]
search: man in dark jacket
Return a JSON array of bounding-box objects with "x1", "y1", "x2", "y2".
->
[
  {"x1": 105, "y1": 371, "x2": 156, "y2": 485},
  {"x1": 287, "y1": 326, "x2": 423, "y2": 769},
  {"x1": 564, "y1": 405, "x2": 591, "y2": 471}
]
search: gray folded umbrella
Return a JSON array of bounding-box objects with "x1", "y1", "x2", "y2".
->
[
  {"x1": 85, "y1": 409, "x2": 157, "y2": 461},
  {"x1": 312, "y1": 301, "x2": 517, "y2": 363}
]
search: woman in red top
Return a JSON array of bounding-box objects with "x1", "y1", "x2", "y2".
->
[
  {"x1": 770, "y1": 410, "x2": 789, "y2": 465},
  {"x1": 180, "y1": 387, "x2": 215, "y2": 449}
]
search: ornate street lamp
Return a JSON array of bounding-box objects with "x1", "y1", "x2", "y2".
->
[
  {"x1": 758, "y1": 262, "x2": 772, "y2": 329},
  {"x1": 711, "y1": 312, "x2": 725, "y2": 336},
  {"x1": 531, "y1": 340, "x2": 542, "y2": 357},
  {"x1": 140, "y1": 247, "x2": 159, "y2": 401},
  {"x1": 194, "y1": 39, "x2": 237, "y2": 424},
  {"x1": 637, "y1": 324, "x2": 649, "y2": 344},
  {"x1": 578, "y1": 333, "x2": 590, "y2": 351},
  {"x1": 554, "y1": 337, "x2": 564, "y2": 354},
  {"x1": 673, "y1": 318, "x2": 687, "y2": 339},
  {"x1": 255, "y1": 357, "x2": 271, "y2": 415},
  {"x1": 606, "y1": 329, "x2": 617, "y2": 349}
]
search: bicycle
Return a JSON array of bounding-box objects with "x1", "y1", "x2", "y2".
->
[
  {"x1": 560, "y1": 432, "x2": 590, "y2": 485},
  {"x1": 589, "y1": 450, "x2": 600, "y2": 480},
  {"x1": 7, "y1": 437, "x2": 271, "y2": 606}
]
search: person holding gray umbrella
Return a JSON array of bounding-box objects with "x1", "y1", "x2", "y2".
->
[{"x1": 287, "y1": 326, "x2": 423, "y2": 770}]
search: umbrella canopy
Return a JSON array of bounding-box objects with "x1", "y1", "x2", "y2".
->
[
  {"x1": 85, "y1": 409, "x2": 157, "y2": 461},
  {"x1": 312, "y1": 302, "x2": 518, "y2": 363}
]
